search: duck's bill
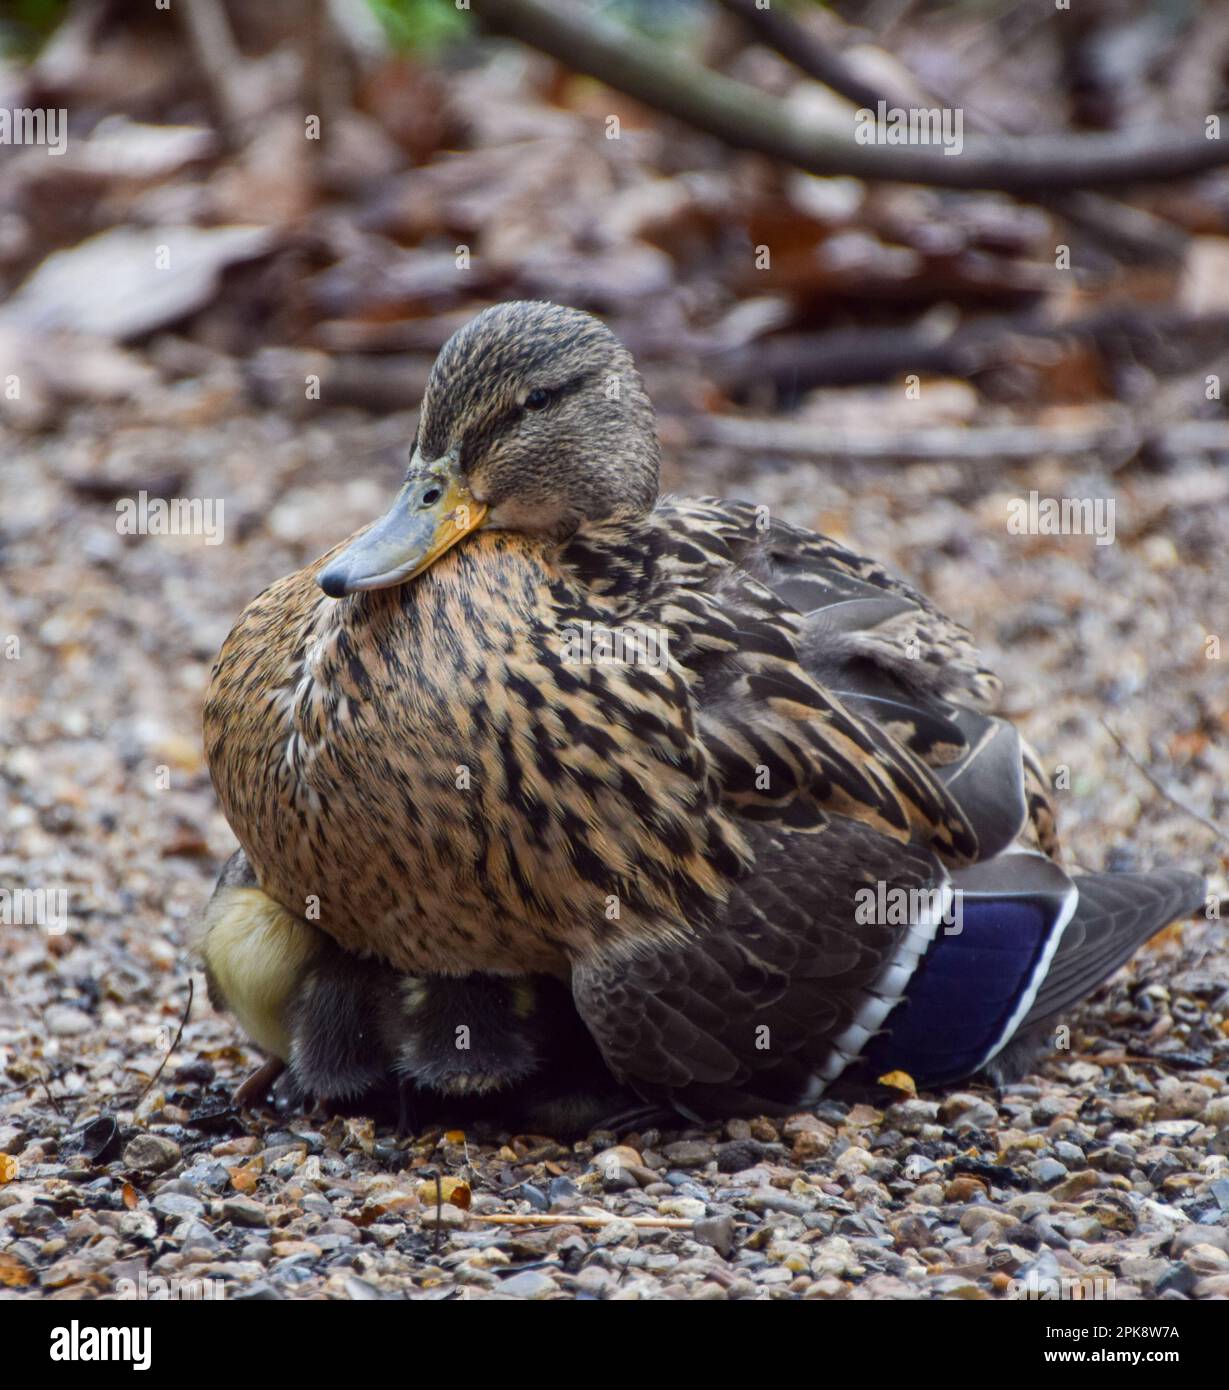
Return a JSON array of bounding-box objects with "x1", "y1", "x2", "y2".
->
[{"x1": 317, "y1": 468, "x2": 487, "y2": 597}]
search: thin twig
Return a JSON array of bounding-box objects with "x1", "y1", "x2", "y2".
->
[
  {"x1": 1069, "y1": 1051, "x2": 1189, "y2": 1069},
  {"x1": 714, "y1": 0, "x2": 885, "y2": 111},
  {"x1": 1101, "y1": 720, "x2": 1229, "y2": 849},
  {"x1": 40, "y1": 1074, "x2": 63, "y2": 1116},
  {"x1": 0, "y1": 1064, "x2": 70, "y2": 1100},
  {"x1": 685, "y1": 413, "x2": 1229, "y2": 464},
  {"x1": 431, "y1": 1170, "x2": 444, "y2": 1256},
  {"x1": 690, "y1": 414, "x2": 1126, "y2": 461},
  {"x1": 175, "y1": 0, "x2": 250, "y2": 146},
  {"x1": 135, "y1": 978, "x2": 194, "y2": 1107},
  {"x1": 469, "y1": 1212, "x2": 695, "y2": 1230}
]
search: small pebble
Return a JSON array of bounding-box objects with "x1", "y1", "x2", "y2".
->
[{"x1": 123, "y1": 1134, "x2": 182, "y2": 1173}]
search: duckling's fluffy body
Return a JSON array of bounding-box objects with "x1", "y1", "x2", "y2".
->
[
  {"x1": 198, "y1": 859, "x2": 318, "y2": 1061},
  {"x1": 198, "y1": 848, "x2": 638, "y2": 1130}
]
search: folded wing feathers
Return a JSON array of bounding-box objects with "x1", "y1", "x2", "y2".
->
[
  {"x1": 647, "y1": 499, "x2": 999, "y2": 864},
  {"x1": 572, "y1": 820, "x2": 943, "y2": 1101}
]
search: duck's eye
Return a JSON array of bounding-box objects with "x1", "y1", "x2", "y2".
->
[
  {"x1": 420, "y1": 486, "x2": 442, "y2": 507},
  {"x1": 524, "y1": 388, "x2": 550, "y2": 411}
]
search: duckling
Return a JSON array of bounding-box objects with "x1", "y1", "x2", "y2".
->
[
  {"x1": 198, "y1": 850, "x2": 635, "y2": 1129},
  {"x1": 195, "y1": 849, "x2": 318, "y2": 1106},
  {"x1": 203, "y1": 301, "x2": 1206, "y2": 1121}
]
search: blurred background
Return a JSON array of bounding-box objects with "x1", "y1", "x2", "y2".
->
[{"x1": 0, "y1": 0, "x2": 1226, "y2": 1207}]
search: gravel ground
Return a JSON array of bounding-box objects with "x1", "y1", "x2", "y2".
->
[{"x1": 2, "y1": 370, "x2": 1227, "y2": 1301}]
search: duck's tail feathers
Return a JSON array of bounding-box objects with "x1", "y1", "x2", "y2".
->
[
  {"x1": 1010, "y1": 865, "x2": 1206, "y2": 1033},
  {"x1": 853, "y1": 853, "x2": 1204, "y2": 1091}
]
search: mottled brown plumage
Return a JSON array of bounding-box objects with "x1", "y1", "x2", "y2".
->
[
  {"x1": 205, "y1": 500, "x2": 1000, "y2": 978},
  {"x1": 207, "y1": 304, "x2": 1002, "y2": 979},
  {"x1": 201, "y1": 301, "x2": 1198, "y2": 1122}
]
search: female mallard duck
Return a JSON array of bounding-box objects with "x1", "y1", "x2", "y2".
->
[{"x1": 200, "y1": 300, "x2": 1204, "y2": 1122}]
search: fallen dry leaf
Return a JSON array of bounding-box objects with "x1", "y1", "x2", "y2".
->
[
  {"x1": 877, "y1": 1070, "x2": 918, "y2": 1098},
  {"x1": 416, "y1": 1176, "x2": 471, "y2": 1210},
  {"x1": 0, "y1": 1252, "x2": 34, "y2": 1288},
  {"x1": 230, "y1": 1159, "x2": 263, "y2": 1192}
]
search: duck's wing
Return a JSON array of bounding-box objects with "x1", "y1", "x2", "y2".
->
[
  {"x1": 573, "y1": 817, "x2": 949, "y2": 1116},
  {"x1": 585, "y1": 499, "x2": 985, "y2": 866},
  {"x1": 653, "y1": 496, "x2": 998, "y2": 699},
  {"x1": 571, "y1": 501, "x2": 1198, "y2": 1109},
  {"x1": 654, "y1": 498, "x2": 1057, "y2": 860},
  {"x1": 573, "y1": 833, "x2": 1205, "y2": 1115}
]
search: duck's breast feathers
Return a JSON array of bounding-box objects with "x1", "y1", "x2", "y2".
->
[{"x1": 204, "y1": 530, "x2": 747, "y2": 971}]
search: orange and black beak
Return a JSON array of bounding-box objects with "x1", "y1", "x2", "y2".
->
[{"x1": 317, "y1": 448, "x2": 487, "y2": 597}]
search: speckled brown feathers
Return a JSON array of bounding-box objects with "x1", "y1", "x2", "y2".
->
[
  {"x1": 208, "y1": 525, "x2": 738, "y2": 974},
  {"x1": 204, "y1": 496, "x2": 1018, "y2": 981},
  {"x1": 202, "y1": 301, "x2": 1084, "y2": 1117}
]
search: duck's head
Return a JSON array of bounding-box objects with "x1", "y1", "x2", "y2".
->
[{"x1": 317, "y1": 301, "x2": 660, "y2": 596}]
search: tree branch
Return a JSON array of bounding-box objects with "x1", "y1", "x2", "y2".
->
[
  {"x1": 713, "y1": 0, "x2": 887, "y2": 112},
  {"x1": 713, "y1": 0, "x2": 1187, "y2": 263},
  {"x1": 686, "y1": 412, "x2": 1229, "y2": 465},
  {"x1": 175, "y1": 0, "x2": 250, "y2": 145},
  {"x1": 702, "y1": 307, "x2": 1229, "y2": 397},
  {"x1": 469, "y1": 0, "x2": 1229, "y2": 194}
]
